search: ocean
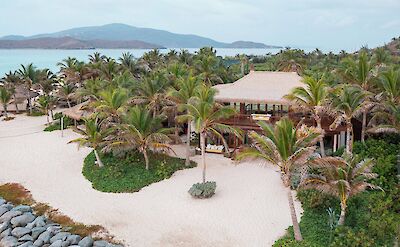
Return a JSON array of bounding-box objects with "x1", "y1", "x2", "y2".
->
[{"x1": 0, "y1": 48, "x2": 283, "y2": 76}]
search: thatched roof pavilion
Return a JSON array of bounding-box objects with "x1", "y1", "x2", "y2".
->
[
  {"x1": 212, "y1": 71, "x2": 303, "y2": 105},
  {"x1": 63, "y1": 101, "x2": 91, "y2": 121}
]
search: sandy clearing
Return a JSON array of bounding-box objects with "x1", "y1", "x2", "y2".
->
[{"x1": 0, "y1": 114, "x2": 302, "y2": 247}]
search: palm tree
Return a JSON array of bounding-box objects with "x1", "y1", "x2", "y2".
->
[
  {"x1": 378, "y1": 67, "x2": 400, "y2": 104},
  {"x1": 89, "y1": 52, "x2": 106, "y2": 64},
  {"x1": 111, "y1": 106, "x2": 173, "y2": 170},
  {"x1": 37, "y1": 95, "x2": 55, "y2": 123},
  {"x1": 17, "y1": 63, "x2": 39, "y2": 114},
  {"x1": 69, "y1": 117, "x2": 111, "y2": 168},
  {"x1": 330, "y1": 86, "x2": 367, "y2": 154},
  {"x1": 236, "y1": 118, "x2": 322, "y2": 241},
  {"x1": 369, "y1": 101, "x2": 400, "y2": 134},
  {"x1": 302, "y1": 154, "x2": 381, "y2": 225},
  {"x1": 91, "y1": 88, "x2": 129, "y2": 124},
  {"x1": 285, "y1": 76, "x2": 329, "y2": 156},
  {"x1": 194, "y1": 55, "x2": 223, "y2": 85},
  {"x1": 0, "y1": 87, "x2": 12, "y2": 118},
  {"x1": 1, "y1": 71, "x2": 21, "y2": 113},
  {"x1": 168, "y1": 74, "x2": 202, "y2": 166},
  {"x1": 178, "y1": 86, "x2": 241, "y2": 183},
  {"x1": 337, "y1": 52, "x2": 376, "y2": 142},
  {"x1": 57, "y1": 82, "x2": 76, "y2": 108}
]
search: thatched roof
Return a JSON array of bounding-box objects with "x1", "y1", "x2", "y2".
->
[
  {"x1": 212, "y1": 71, "x2": 303, "y2": 104},
  {"x1": 63, "y1": 101, "x2": 91, "y2": 120}
]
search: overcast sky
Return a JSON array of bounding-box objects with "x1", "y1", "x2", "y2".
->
[{"x1": 1, "y1": 0, "x2": 399, "y2": 52}]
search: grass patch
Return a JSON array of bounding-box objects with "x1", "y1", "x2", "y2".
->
[
  {"x1": 44, "y1": 114, "x2": 73, "y2": 132},
  {"x1": 0, "y1": 183, "x2": 115, "y2": 241},
  {"x1": 27, "y1": 110, "x2": 45, "y2": 116},
  {"x1": 83, "y1": 151, "x2": 196, "y2": 193}
]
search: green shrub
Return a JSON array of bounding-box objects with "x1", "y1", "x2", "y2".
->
[
  {"x1": 83, "y1": 151, "x2": 195, "y2": 193},
  {"x1": 331, "y1": 226, "x2": 375, "y2": 247},
  {"x1": 28, "y1": 110, "x2": 45, "y2": 116},
  {"x1": 44, "y1": 114, "x2": 73, "y2": 132},
  {"x1": 188, "y1": 181, "x2": 216, "y2": 199}
]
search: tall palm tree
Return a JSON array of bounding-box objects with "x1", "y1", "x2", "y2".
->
[
  {"x1": 369, "y1": 101, "x2": 400, "y2": 134},
  {"x1": 338, "y1": 52, "x2": 376, "y2": 142},
  {"x1": 1, "y1": 71, "x2": 22, "y2": 113},
  {"x1": 69, "y1": 117, "x2": 111, "y2": 168},
  {"x1": 0, "y1": 87, "x2": 12, "y2": 118},
  {"x1": 110, "y1": 106, "x2": 173, "y2": 170},
  {"x1": 285, "y1": 76, "x2": 329, "y2": 156},
  {"x1": 237, "y1": 118, "x2": 322, "y2": 241},
  {"x1": 89, "y1": 52, "x2": 106, "y2": 64},
  {"x1": 330, "y1": 86, "x2": 367, "y2": 154},
  {"x1": 194, "y1": 55, "x2": 223, "y2": 85},
  {"x1": 178, "y1": 86, "x2": 241, "y2": 183},
  {"x1": 17, "y1": 63, "x2": 39, "y2": 114},
  {"x1": 302, "y1": 154, "x2": 381, "y2": 225},
  {"x1": 91, "y1": 88, "x2": 129, "y2": 124},
  {"x1": 378, "y1": 67, "x2": 400, "y2": 104},
  {"x1": 168, "y1": 74, "x2": 202, "y2": 166}
]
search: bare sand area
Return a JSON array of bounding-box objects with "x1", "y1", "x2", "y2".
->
[{"x1": 0, "y1": 114, "x2": 302, "y2": 247}]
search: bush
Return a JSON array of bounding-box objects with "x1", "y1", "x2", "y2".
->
[
  {"x1": 188, "y1": 181, "x2": 216, "y2": 199},
  {"x1": 331, "y1": 226, "x2": 375, "y2": 247},
  {"x1": 83, "y1": 151, "x2": 196, "y2": 193},
  {"x1": 44, "y1": 114, "x2": 73, "y2": 132},
  {"x1": 28, "y1": 109, "x2": 45, "y2": 116}
]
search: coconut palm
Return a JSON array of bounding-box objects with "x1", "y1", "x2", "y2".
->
[
  {"x1": 330, "y1": 86, "x2": 368, "y2": 154},
  {"x1": 168, "y1": 74, "x2": 202, "y2": 166},
  {"x1": 194, "y1": 55, "x2": 223, "y2": 85},
  {"x1": 0, "y1": 87, "x2": 12, "y2": 118},
  {"x1": 285, "y1": 75, "x2": 329, "y2": 156},
  {"x1": 236, "y1": 118, "x2": 322, "y2": 241},
  {"x1": 1, "y1": 71, "x2": 22, "y2": 113},
  {"x1": 378, "y1": 67, "x2": 400, "y2": 104},
  {"x1": 69, "y1": 117, "x2": 111, "y2": 168},
  {"x1": 17, "y1": 63, "x2": 39, "y2": 114},
  {"x1": 178, "y1": 86, "x2": 242, "y2": 183},
  {"x1": 302, "y1": 154, "x2": 381, "y2": 225},
  {"x1": 57, "y1": 82, "x2": 76, "y2": 108},
  {"x1": 110, "y1": 106, "x2": 173, "y2": 170},
  {"x1": 89, "y1": 52, "x2": 106, "y2": 64},
  {"x1": 91, "y1": 88, "x2": 129, "y2": 124},
  {"x1": 338, "y1": 52, "x2": 376, "y2": 142},
  {"x1": 369, "y1": 101, "x2": 400, "y2": 134},
  {"x1": 36, "y1": 95, "x2": 51, "y2": 123}
]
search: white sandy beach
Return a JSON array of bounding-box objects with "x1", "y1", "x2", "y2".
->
[{"x1": 0, "y1": 114, "x2": 302, "y2": 247}]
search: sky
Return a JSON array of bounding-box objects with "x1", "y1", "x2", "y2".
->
[{"x1": 0, "y1": 0, "x2": 399, "y2": 52}]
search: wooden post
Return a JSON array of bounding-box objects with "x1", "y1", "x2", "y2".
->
[
  {"x1": 273, "y1": 105, "x2": 276, "y2": 116},
  {"x1": 333, "y1": 134, "x2": 337, "y2": 152},
  {"x1": 61, "y1": 116, "x2": 64, "y2": 137},
  {"x1": 257, "y1": 104, "x2": 260, "y2": 112},
  {"x1": 240, "y1": 103, "x2": 245, "y2": 114}
]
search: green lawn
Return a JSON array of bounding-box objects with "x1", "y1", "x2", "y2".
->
[{"x1": 83, "y1": 151, "x2": 196, "y2": 193}]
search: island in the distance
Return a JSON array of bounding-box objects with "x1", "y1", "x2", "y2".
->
[{"x1": 0, "y1": 23, "x2": 281, "y2": 49}]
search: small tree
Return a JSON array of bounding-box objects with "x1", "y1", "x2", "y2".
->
[
  {"x1": 110, "y1": 106, "x2": 173, "y2": 170},
  {"x1": 69, "y1": 117, "x2": 111, "y2": 168},
  {"x1": 0, "y1": 87, "x2": 12, "y2": 118},
  {"x1": 302, "y1": 154, "x2": 382, "y2": 225},
  {"x1": 237, "y1": 118, "x2": 323, "y2": 241}
]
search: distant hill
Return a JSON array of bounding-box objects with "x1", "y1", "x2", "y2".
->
[
  {"x1": 0, "y1": 23, "x2": 280, "y2": 49},
  {"x1": 0, "y1": 37, "x2": 164, "y2": 49}
]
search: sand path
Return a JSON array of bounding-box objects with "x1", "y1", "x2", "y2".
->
[{"x1": 0, "y1": 114, "x2": 302, "y2": 247}]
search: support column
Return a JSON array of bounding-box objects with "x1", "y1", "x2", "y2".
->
[{"x1": 333, "y1": 134, "x2": 337, "y2": 152}]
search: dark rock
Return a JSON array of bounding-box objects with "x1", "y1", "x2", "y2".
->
[
  {"x1": 1, "y1": 228, "x2": 12, "y2": 239},
  {"x1": 0, "y1": 221, "x2": 10, "y2": 233},
  {"x1": 11, "y1": 213, "x2": 35, "y2": 227},
  {"x1": 18, "y1": 234, "x2": 34, "y2": 242},
  {"x1": 49, "y1": 232, "x2": 70, "y2": 244},
  {"x1": 33, "y1": 238, "x2": 44, "y2": 246},
  {"x1": 66, "y1": 235, "x2": 81, "y2": 245},
  {"x1": 78, "y1": 236, "x2": 94, "y2": 247},
  {"x1": 37, "y1": 231, "x2": 52, "y2": 243},
  {"x1": 93, "y1": 240, "x2": 109, "y2": 247},
  {"x1": 0, "y1": 206, "x2": 9, "y2": 217},
  {"x1": 17, "y1": 241, "x2": 33, "y2": 247},
  {"x1": 0, "y1": 211, "x2": 22, "y2": 223},
  {"x1": 0, "y1": 235, "x2": 18, "y2": 247},
  {"x1": 31, "y1": 227, "x2": 46, "y2": 240},
  {"x1": 11, "y1": 206, "x2": 32, "y2": 213},
  {"x1": 48, "y1": 240, "x2": 62, "y2": 247},
  {"x1": 11, "y1": 227, "x2": 31, "y2": 238}
]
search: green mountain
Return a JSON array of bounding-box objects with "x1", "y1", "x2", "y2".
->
[{"x1": 1, "y1": 23, "x2": 280, "y2": 49}]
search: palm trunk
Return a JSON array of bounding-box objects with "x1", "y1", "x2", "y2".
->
[
  {"x1": 346, "y1": 122, "x2": 352, "y2": 154},
  {"x1": 28, "y1": 98, "x2": 32, "y2": 114},
  {"x1": 361, "y1": 110, "x2": 367, "y2": 143},
  {"x1": 200, "y1": 132, "x2": 206, "y2": 183},
  {"x1": 3, "y1": 105, "x2": 8, "y2": 118},
  {"x1": 67, "y1": 99, "x2": 71, "y2": 108},
  {"x1": 94, "y1": 149, "x2": 104, "y2": 168},
  {"x1": 316, "y1": 117, "x2": 325, "y2": 157},
  {"x1": 185, "y1": 120, "x2": 192, "y2": 166},
  {"x1": 46, "y1": 110, "x2": 49, "y2": 123},
  {"x1": 338, "y1": 201, "x2": 347, "y2": 225},
  {"x1": 14, "y1": 94, "x2": 19, "y2": 114},
  {"x1": 288, "y1": 189, "x2": 303, "y2": 241},
  {"x1": 143, "y1": 149, "x2": 149, "y2": 170}
]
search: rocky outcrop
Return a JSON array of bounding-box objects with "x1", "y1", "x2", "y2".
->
[{"x1": 0, "y1": 197, "x2": 122, "y2": 247}]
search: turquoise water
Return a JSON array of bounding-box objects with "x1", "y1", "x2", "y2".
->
[{"x1": 0, "y1": 48, "x2": 282, "y2": 76}]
